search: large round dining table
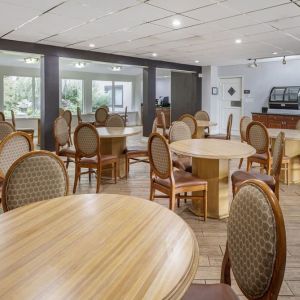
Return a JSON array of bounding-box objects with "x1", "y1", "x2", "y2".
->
[
  {"x1": 97, "y1": 127, "x2": 141, "y2": 178},
  {"x1": 170, "y1": 139, "x2": 255, "y2": 219},
  {"x1": 0, "y1": 194, "x2": 199, "y2": 299},
  {"x1": 196, "y1": 120, "x2": 217, "y2": 138},
  {"x1": 268, "y1": 128, "x2": 300, "y2": 184}
]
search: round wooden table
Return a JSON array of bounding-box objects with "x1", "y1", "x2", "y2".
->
[
  {"x1": 170, "y1": 139, "x2": 255, "y2": 219},
  {"x1": 196, "y1": 120, "x2": 217, "y2": 138},
  {"x1": 0, "y1": 194, "x2": 199, "y2": 299},
  {"x1": 97, "y1": 127, "x2": 141, "y2": 178},
  {"x1": 268, "y1": 128, "x2": 300, "y2": 184}
]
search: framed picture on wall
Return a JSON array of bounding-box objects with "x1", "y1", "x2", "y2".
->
[{"x1": 212, "y1": 87, "x2": 218, "y2": 95}]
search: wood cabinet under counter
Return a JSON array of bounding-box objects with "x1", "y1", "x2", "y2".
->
[{"x1": 252, "y1": 113, "x2": 300, "y2": 129}]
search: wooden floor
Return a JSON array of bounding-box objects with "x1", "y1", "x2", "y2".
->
[{"x1": 2, "y1": 129, "x2": 300, "y2": 299}]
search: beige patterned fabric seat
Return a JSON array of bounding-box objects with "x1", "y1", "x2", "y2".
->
[
  {"x1": 54, "y1": 116, "x2": 75, "y2": 169},
  {"x1": 105, "y1": 114, "x2": 125, "y2": 127},
  {"x1": 95, "y1": 107, "x2": 108, "y2": 127},
  {"x1": 169, "y1": 121, "x2": 192, "y2": 173},
  {"x1": 183, "y1": 179, "x2": 286, "y2": 300},
  {"x1": 2, "y1": 151, "x2": 69, "y2": 212},
  {"x1": 0, "y1": 121, "x2": 15, "y2": 141},
  {"x1": 178, "y1": 114, "x2": 197, "y2": 138}
]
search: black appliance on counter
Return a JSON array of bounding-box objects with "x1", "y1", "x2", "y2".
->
[{"x1": 269, "y1": 86, "x2": 300, "y2": 110}]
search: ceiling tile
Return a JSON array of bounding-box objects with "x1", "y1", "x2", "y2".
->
[
  {"x1": 233, "y1": 24, "x2": 276, "y2": 36},
  {"x1": 269, "y1": 15, "x2": 300, "y2": 29},
  {"x1": 0, "y1": 0, "x2": 65, "y2": 11},
  {"x1": 212, "y1": 14, "x2": 259, "y2": 30},
  {"x1": 151, "y1": 14, "x2": 200, "y2": 29}
]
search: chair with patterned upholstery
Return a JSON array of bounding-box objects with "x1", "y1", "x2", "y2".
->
[
  {"x1": 100, "y1": 105, "x2": 109, "y2": 112},
  {"x1": 178, "y1": 114, "x2": 197, "y2": 138},
  {"x1": 95, "y1": 107, "x2": 109, "y2": 127},
  {"x1": 169, "y1": 121, "x2": 192, "y2": 173},
  {"x1": 0, "y1": 121, "x2": 15, "y2": 141},
  {"x1": 124, "y1": 117, "x2": 158, "y2": 178},
  {"x1": 232, "y1": 132, "x2": 284, "y2": 200},
  {"x1": 54, "y1": 116, "x2": 75, "y2": 169},
  {"x1": 105, "y1": 114, "x2": 125, "y2": 127},
  {"x1": 148, "y1": 132, "x2": 208, "y2": 220},
  {"x1": 238, "y1": 116, "x2": 252, "y2": 169},
  {"x1": 59, "y1": 108, "x2": 65, "y2": 116},
  {"x1": 1, "y1": 151, "x2": 69, "y2": 212},
  {"x1": 208, "y1": 113, "x2": 233, "y2": 140},
  {"x1": 73, "y1": 123, "x2": 118, "y2": 193},
  {"x1": 10, "y1": 110, "x2": 34, "y2": 140},
  {"x1": 62, "y1": 110, "x2": 73, "y2": 145},
  {"x1": 246, "y1": 121, "x2": 271, "y2": 174},
  {"x1": 184, "y1": 179, "x2": 286, "y2": 300},
  {"x1": 194, "y1": 110, "x2": 210, "y2": 137},
  {"x1": 0, "y1": 112, "x2": 5, "y2": 122}
]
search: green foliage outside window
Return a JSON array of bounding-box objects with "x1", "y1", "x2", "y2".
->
[{"x1": 61, "y1": 79, "x2": 83, "y2": 114}]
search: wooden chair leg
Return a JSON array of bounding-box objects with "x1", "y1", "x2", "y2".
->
[
  {"x1": 246, "y1": 159, "x2": 251, "y2": 171},
  {"x1": 114, "y1": 162, "x2": 117, "y2": 184},
  {"x1": 170, "y1": 191, "x2": 176, "y2": 211},
  {"x1": 184, "y1": 192, "x2": 187, "y2": 203},
  {"x1": 73, "y1": 165, "x2": 80, "y2": 194},
  {"x1": 177, "y1": 195, "x2": 180, "y2": 208},
  {"x1": 286, "y1": 163, "x2": 289, "y2": 185},
  {"x1": 149, "y1": 182, "x2": 155, "y2": 201},
  {"x1": 203, "y1": 189, "x2": 207, "y2": 222},
  {"x1": 238, "y1": 158, "x2": 243, "y2": 169},
  {"x1": 88, "y1": 168, "x2": 92, "y2": 182},
  {"x1": 96, "y1": 167, "x2": 101, "y2": 193},
  {"x1": 125, "y1": 156, "x2": 129, "y2": 179},
  {"x1": 66, "y1": 157, "x2": 70, "y2": 169}
]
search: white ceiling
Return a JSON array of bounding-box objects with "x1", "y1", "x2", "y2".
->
[{"x1": 1, "y1": 0, "x2": 300, "y2": 66}]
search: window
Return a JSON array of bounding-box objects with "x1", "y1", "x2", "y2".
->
[
  {"x1": 92, "y1": 80, "x2": 112, "y2": 112},
  {"x1": 92, "y1": 80, "x2": 132, "y2": 112},
  {"x1": 4, "y1": 76, "x2": 40, "y2": 118},
  {"x1": 61, "y1": 79, "x2": 83, "y2": 113}
]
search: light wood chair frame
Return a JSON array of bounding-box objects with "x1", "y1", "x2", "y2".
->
[
  {"x1": 62, "y1": 110, "x2": 73, "y2": 146},
  {"x1": 73, "y1": 123, "x2": 118, "y2": 193},
  {"x1": 160, "y1": 111, "x2": 169, "y2": 139},
  {"x1": 246, "y1": 121, "x2": 271, "y2": 174},
  {"x1": 77, "y1": 107, "x2": 82, "y2": 124},
  {"x1": 1, "y1": 150, "x2": 69, "y2": 212},
  {"x1": 238, "y1": 116, "x2": 252, "y2": 169},
  {"x1": 148, "y1": 133, "x2": 207, "y2": 220},
  {"x1": 0, "y1": 112, "x2": 5, "y2": 122},
  {"x1": 11, "y1": 110, "x2": 34, "y2": 139},
  {"x1": 178, "y1": 114, "x2": 198, "y2": 138},
  {"x1": 105, "y1": 114, "x2": 125, "y2": 127},
  {"x1": 194, "y1": 110, "x2": 210, "y2": 135},
  {"x1": 95, "y1": 107, "x2": 109, "y2": 127},
  {"x1": 221, "y1": 179, "x2": 286, "y2": 300}
]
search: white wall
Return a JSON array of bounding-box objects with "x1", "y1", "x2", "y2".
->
[{"x1": 156, "y1": 77, "x2": 171, "y2": 100}]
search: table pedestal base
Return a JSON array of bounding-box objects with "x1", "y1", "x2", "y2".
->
[
  {"x1": 192, "y1": 158, "x2": 229, "y2": 219},
  {"x1": 100, "y1": 137, "x2": 126, "y2": 178},
  {"x1": 195, "y1": 127, "x2": 205, "y2": 139}
]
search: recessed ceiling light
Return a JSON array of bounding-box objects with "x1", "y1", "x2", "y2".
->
[
  {"x1": 235, "y1": 39, "x2": 242, "y2": 44},
  {"x1": 152, "y1": 53, "x2": 158, "y2": 57},
  {"x1": 112, "y1": 66, "x2": 122, "y2": 72},
  {"x1": 172, "y1": 19, "x2": 181, "y2": 28},
  {"x1": 75, "y1": 62, "x2": 86, "y2": 68},
  {"x1": 89, "y1": 43, "x2": 95, "y2": 48},
  {"x1": 272, "y1": 52, "x2": 278, "y2": 55},
  {"x1": 195, "y1": 60, "x2": 200, "y2": 63},
  {"x1": 24, "y1": 57, "x2": 39, "y2": 64}
]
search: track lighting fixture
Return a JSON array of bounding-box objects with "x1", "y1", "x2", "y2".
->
[{"x1": 282, "y1": 56, "x2": 287, "y2": 65}]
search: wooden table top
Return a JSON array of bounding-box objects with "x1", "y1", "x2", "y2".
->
[
  {"x1": 0, "y1": 194, "x2": 199, "y2": 299},
  {"x1": 97, "y1": 126, "x2": 141, "y2": 138},
  {"x1": 268, "y1": 128, "x2": 300, "y2": 141},
  {"x1": 170, "y1": 139, "x2": 256, "y2": 159},
  {"x1": 196, "y1": 120, "x2": 217, "y2": 128}
]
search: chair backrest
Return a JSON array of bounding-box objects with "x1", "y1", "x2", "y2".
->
[
  {"x1": 178, "y1": 114, "x2": 197, "y2": 137},
  {"x1": 54, "y1": 117, "x2": 70, "y2": 149},
  {"x1": 105, "y1": 114, "x2": 125, "y2": 127},
  {"x1": 74, "y1": 123, "x2": 99, "y2": 158},
  {"x1": 95, "y1": 107, "x2": 109, "y2": 124},
  {"x1": 152, "y1": 117, "x2": 158, "y2": 133},
  {"x1": 226, "y1": 113, "x2": 233, "y2": 140},
  {"x1": 62, "y1": 110, "x2": 72, "y2": 127},
  {"x1": 0, "y1": 131, "x2": 33, "y2": 180},
  {"x1": 100, "y1": 105, "x2": 109, "y2": 112},
  {"x1": 0, "y1": 121, "x2": 15, "y2": 141},
  {"x1": 10, "y1": 110, "x2": 16, "y2": 128},
  {"x1": 77, "y1": 107, "x2": 82, "y2": 123},
  {"x1": 59, "y1": 108, "x2": 65, "y2": 116},
  {"x1": 0, "y1": 112, "x2": 5, "y2": 122},
  {"x1": 2, "y1": 151, "x2": 69, "y2": 212},
  {"x1": 169, "y1": 121, "x2": 191, "y2": 143},
  {"x1": 272, "y1": 132, "x2": 285, "y2": 177},
  {"x1": 148, "y1": 133, "x2": 172, "y2": 180},
  {"x1": 223, "y1": 179, "x2": 286, "y2": 299},
  {"x1": 160, "y1": 112, "x2": 168, "y2": 138},
  {"x1": 246, "y1": 121, "x2": 270, "y2": 154},
  {"x1": 240, "y1": 116, "x2": 252, "y2": 142},
  {"x1": 194, "y1": 110, "x2": 210, "y2": 121}
]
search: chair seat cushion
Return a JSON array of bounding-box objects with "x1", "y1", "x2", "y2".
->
[
  {"x1": 155, "y1": 170, "x2": 206, "y2": 189},
  {"x1": 183, "y1": 283, "x2": 239, "y2": 300},
  {"x1": 231, "y1": 170, "x2": 275, "y2": 191},
  {"x1": 173, "y1": 156, "x2": 192, "y2": 173},
  {"x1": 207, "y1": 134, "x2": 227, "y2": 140},
  {"x1": 59, "y1": 147, "x2": 76, "y2": 157},
  {"x1": 80, "y1": 154, "x2": 117, "y2": 165},
  {"x1": 248, "y1": 152, "x2": 268, "y2": 161}
]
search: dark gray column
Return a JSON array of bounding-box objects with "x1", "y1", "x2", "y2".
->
[
  {"x1": 171, "y1": 71, "x2": 202, "y2": 121},
  {"x1": 142, "y1": 67, "x2": 156, "y2": 136},
  {"x1": 40, "y1": 55, "x2": 60, "y2": 150}
]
